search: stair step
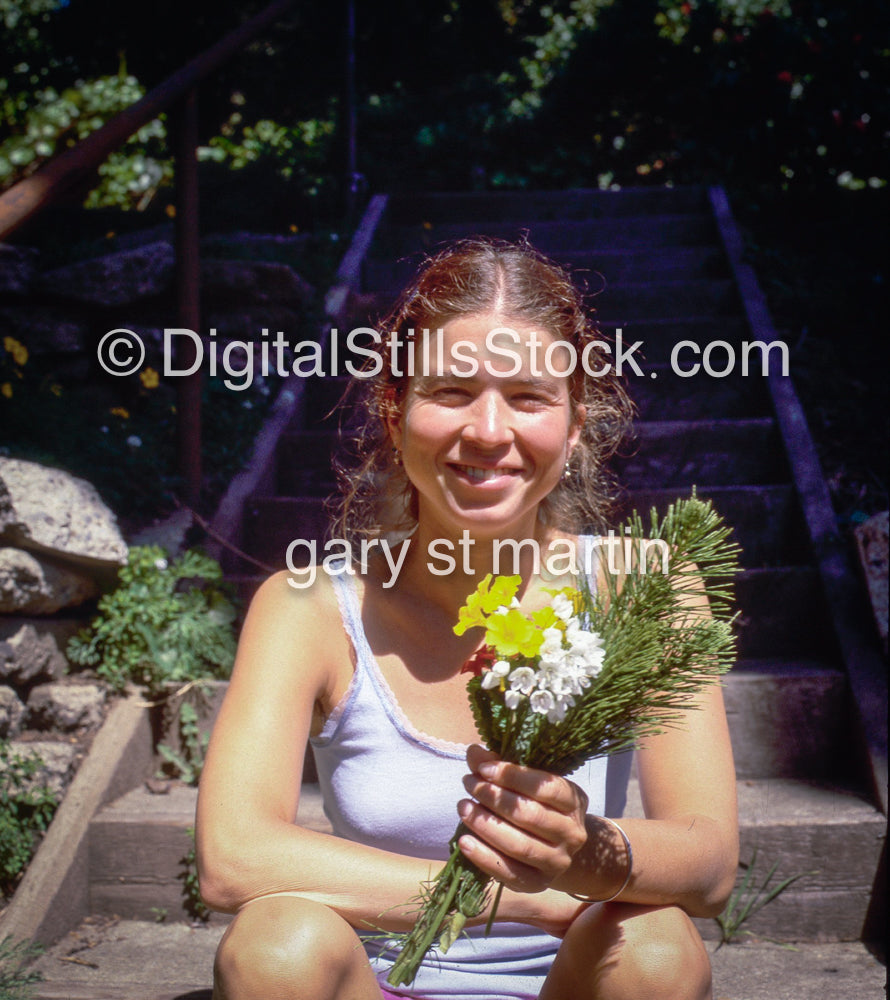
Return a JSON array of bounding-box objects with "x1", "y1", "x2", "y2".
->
[
  {"x1": 618, "y1": 485, "x2": 808, "y2": 568},
  {"x1": 378, "y1": 213, "x2": 718, "y2": 256},
  {"x1": 734, "y1": 567, "x2": 834, "y2": 659},
  {"x1": 615, "y1": 418, "x2": 785, "y2": 488},
  {"x1": 385, "y1": 185, "x2": 711, "y2": 224},
  {"x1": 89, "y1": 777, "x2": 883, "y2": 943},
  {"x1": 88, "y1": 784, "x2": 330, "y2": 921},
  {"x1": 630, "y1": 365, "x2": 772, "y2": 421},
  {"x1": 726, "y1": 659, "x2": 849, "y2": 779},
  {"x1": 29, "y1": 919, "x2": 888, "y2": 999},
  {"x1": 624, "y1": 778, "x2": 884, "y2": 942}
]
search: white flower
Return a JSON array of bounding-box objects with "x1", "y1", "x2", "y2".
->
[
  {"x1": 504, "y1": 689, "x2": 523, "y2": 710},
  {"x1": 529, "y1": 690, "x2": 555, "y2": 715},
  {"x1": 551, "y1": 592, "x2": 574, "y2": 621},
  {"x1": 481, "y1": 659, "x2": 511, "y2": 689},
  {"x1": 547, "y1": 694, "x2": 575, "y2": 724},
  {"x1": 508, "y1": 666, "x2": 536, "y2": 695},
  {"x1": 126, "y1": 435, "x2": 142, "y2": 448},
  {"x1": 154, "y1": 558, "x2": 168, "y2": 571}
]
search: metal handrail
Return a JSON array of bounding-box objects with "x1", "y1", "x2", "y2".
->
[{"x1": 0, "y1": 0, "x2": 297, "y2": 502}]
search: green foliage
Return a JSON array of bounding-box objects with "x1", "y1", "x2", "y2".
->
[
  {"x1": 179, "y1": 827, "x2": 211, "y2": 922},
  {"x1": 0, "y1": 937, "x2": 43, "y2": 1000},
  {"x1": 157, "y1": 693, "x2": 210, "y2": 787},
  {"x1": 198, "y1": 99, "x2": 337, "y2": 202},
  {"x1": 716, "y1": 848, "x2": 815, "y2": 946},
  {"x1": 67, "y1": 546, "x2": 236, "y2": 700},
  {"x1": 0, "y1": 741, "x2": 58, "y2": 898}
]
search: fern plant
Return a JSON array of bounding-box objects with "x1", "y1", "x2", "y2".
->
[
  {"x1": 67, "y1": 546, "x2": 237, "y2": 700},
  {"x1": 0, "y1": 742, "x2": 58, "y2": 898}
]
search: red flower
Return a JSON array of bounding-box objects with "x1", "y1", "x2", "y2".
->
[
  {"x1": 680, "y1": 2, "x2": 692, "y2": 16},
  {"x1": 777, "y1": 71, "x2": 793, "y2": 84},
  {"x1": 461, "y1": 645, "x2": 498, "y2": 676}
]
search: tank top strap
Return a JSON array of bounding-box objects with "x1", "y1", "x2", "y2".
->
[{"x1": 327, "y1": 566, "x2": 372, "y2": 672}]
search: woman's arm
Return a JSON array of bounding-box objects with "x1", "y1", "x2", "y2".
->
[{"x1": 195, "y1": 570, "x2": 567, "y2": 933}]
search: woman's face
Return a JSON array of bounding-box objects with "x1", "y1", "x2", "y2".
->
[{"x1": 388, "y1": 312, "x2": 585, "y2": 541}]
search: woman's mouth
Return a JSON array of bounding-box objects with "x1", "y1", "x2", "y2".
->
[{"x1": 451, "y1": 464, "x2": 520, "y2": 483}]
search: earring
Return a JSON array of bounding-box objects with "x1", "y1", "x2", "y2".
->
[
  {"x1": 392, "y1": 447, "x2": 402, "y2": 467},
  {"x1": 563, "y1": 460, "x2": 572, "y2": 480}
]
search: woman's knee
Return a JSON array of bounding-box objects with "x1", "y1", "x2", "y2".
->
[
  {"x1": 547, "y1": 902, "x2": 711, "y2": 1000},
  {"x1": 213, "y1": 895, "x2": 379, "y2": 1000}
]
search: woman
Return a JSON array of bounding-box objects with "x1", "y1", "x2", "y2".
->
[{"x1": 196, "y1": 239, "x2": 738, "y2": 999}]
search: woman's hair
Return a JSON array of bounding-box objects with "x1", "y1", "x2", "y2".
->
[{"x1": 330, "y1": 237, "x2": 633, "y2": 540}]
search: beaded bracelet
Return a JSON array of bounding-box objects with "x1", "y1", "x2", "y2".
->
[{"x1": 567, "y1": 816, "x2": 634, "y2": 904}]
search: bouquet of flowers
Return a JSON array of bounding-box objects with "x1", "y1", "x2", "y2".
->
[{"x1": 386, "y1": 494, "x2": 740, "y2": 988}]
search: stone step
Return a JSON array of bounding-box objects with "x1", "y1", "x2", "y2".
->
[
  {"x1": 363, "y1": 245, "x2": 729, "y2": 291},
  {"x1": 377, "y1": 213, "x2": 718, "y2": 256},
  {"x1": 615, "y1": 418, "x2": 785, "y2": 488},
  {"x1": 87, "y1": 777, "x2": 883, "y2": 943},
  {"x1": 29, "y1": 918, "x2": 888, "y2": 1000},
  {"x1": 629, "y1": 365, "x2": 773, "y2": 421},
  {"x1": 385, "y1": 185, "x2": 711, "y2": 224},
  {"x1": 615, "y1": 484, "x2": 809, "y2": 568}
]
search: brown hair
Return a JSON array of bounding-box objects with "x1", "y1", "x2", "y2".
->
[{"x1": 330, "y1": 238, "x2": 633, "y2": 540}]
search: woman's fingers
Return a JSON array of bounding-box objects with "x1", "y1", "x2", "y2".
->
[{"x1": 458, "y1": 745, "x2": 588, "y2": 887}]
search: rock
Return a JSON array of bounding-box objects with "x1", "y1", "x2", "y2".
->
[
  {"x1": 0, "y1": 685, "x2": 26, "y2": 738},
  {"x1": 0, "y1": 624, "x2": 67, "y2": 686},
  {"x1": 854, "y1": 511, "x2": 888, "y2": 652},
  {"x1": 0, "y1": 457, "x2": 128, "y2": 567},
  {"x1": 37, "y1": 241, "x2": 175, "y2": 307},
  {"x1": 0, "y1": 244, "x2": 39, "y2": 295},
  {"x1": 26, "y1": 682, "x2": 105, "y2": 732},
  {"x1": 200, "y1": 258, "x2": 314, "y2": 308},
  {"x1": 0, "y1": 547, "x2": 100, "y2": 614},
  {"x1": 4, "y1": 739, "x2": 78, "y2": 798},
  {"x1": 0, "y1": 306, "x2": 87, "y2": 354},
  {"x1": 203, "y1": 305, "x2": 305, "y2": 342}
]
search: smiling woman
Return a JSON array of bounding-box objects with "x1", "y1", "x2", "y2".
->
[{"x1": 196, "y1": 238, "x2": 738, "y2": 1000}]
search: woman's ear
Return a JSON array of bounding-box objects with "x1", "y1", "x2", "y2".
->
[
  {"x1": 385, "y1": 407, "x2": 403, "y2": 454},
  {"x1": 567, "y1": 403, "x2": 587, "y2": 456}
]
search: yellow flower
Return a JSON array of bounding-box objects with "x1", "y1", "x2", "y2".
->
[
  {"x1": 485, "y1": 608, "x2": 543, "y2": 659},
  {"x1": 454, "y1": 574, "x2": 522, "y2": 635},
  {"x1": 50, "y1": 383, "x2": 62, "y2": 397},
  {"x1": 3, "y1": 336, "x2": 28, "y2": 366},
  {"x1": 110, "y1": 406, "x2": 130, "y2": 419},
  {"x1": 1, "y1": 383, "x2": 12, "y2": 399},
  {"x1": 140, "y1": 367, "x2": 159, "y2": 389}
]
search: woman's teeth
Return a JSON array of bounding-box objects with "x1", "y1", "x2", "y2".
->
[{"x1": 458, "y1": 465, "x2": 512, "y2": 482}]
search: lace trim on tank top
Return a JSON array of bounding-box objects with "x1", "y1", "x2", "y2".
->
[
  {"x1": 318, "y1": 568, "x2": 468, "y2": 759},
  {"x1": 316, "y1": 537, "x2": 600, "y2": 760}
]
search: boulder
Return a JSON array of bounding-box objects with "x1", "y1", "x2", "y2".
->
[
  {"x1": 0, "y1": 244, "x2": 39, "y2": 296},
  {"x1": 26, "y1": 682, "x2": 106, "y2": 732},
  {"x1": 0, "y1": 306, "x2": 87, "y2": 355},
  {"x1": 0, "y1": 457, "x2": 128, "y2": 567},
  {"x1": 200, "y1": 258, "x2": 314, "y2": 307},
  {"x1": 37, "y1": 241, "x2": 175, "y2": 307},
  {"x1": 0, "y1": 547, "x2": 99, "y2": 614},
  {"x1": 4, "y1": 739, "x2": 78, "y2": 798},
  {"x1": 0, "y1": 624, "x2": 67, "y2": 687},
  {"x1": 0, "y1": 685, "x2": 25, "y2": 738}
]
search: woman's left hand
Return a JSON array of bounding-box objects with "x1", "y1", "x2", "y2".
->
[{"x1": 456, "y1": 744, "x2": 588, "y2": 894}]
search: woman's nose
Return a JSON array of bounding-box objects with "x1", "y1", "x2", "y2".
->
[{"x1": 462, "y1": 391, "x2": 514, "y2": 446}]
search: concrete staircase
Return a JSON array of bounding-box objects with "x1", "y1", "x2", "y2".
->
[{"x1": 79, "y1": 186, "x2": 885, "y2": 957}]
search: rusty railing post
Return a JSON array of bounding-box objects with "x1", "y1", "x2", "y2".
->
[{"x1": 173, "y1": 88, "x2": 203, "y2": 505}]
